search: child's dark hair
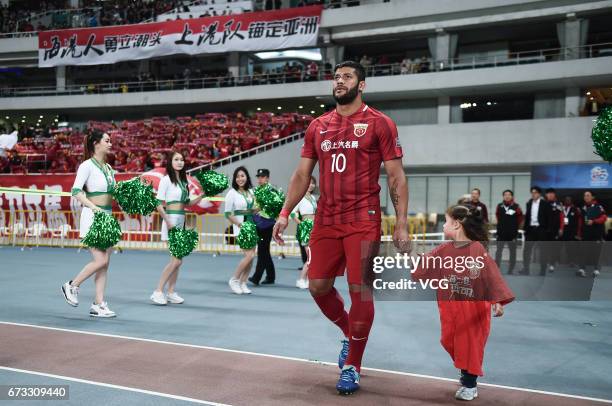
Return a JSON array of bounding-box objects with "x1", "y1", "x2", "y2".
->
[
  {"x1": 446, "y1": 204, "x2": 489, "y2": 246},
  {"x1": 83, "y1": 130, "x2": 105, "y2": 161},
  {"x1": 166, "y1": 151, "x2": 187, "y2": 185}
]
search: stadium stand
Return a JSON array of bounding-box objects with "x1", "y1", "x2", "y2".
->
[{"x1": 1, "y1": 112, "x2": 312, "y2": 174}]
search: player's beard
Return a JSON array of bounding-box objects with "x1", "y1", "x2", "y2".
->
[{"x1": 333, "y1": 84, "x2": 359, "y2": 105}]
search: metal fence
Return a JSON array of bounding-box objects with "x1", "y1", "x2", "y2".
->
[{"x1": 0, "y1": 209, "x2": 427, "y2": 254}]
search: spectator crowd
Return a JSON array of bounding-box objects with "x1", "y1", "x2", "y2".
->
[{"x1": 0, "y1": 111, "x2": 312, "y2": 174}]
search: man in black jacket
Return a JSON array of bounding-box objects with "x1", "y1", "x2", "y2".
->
[
  {"x1": 470, "y1": 188, "x2": 489, "y2": 223},
  {"x1": 520, "y1": 186, "x2": 552, "y2": 275},
  {"x1": 560, "y1": 195, "x2": 582, "y2": 266},
  {"x1": 544, "y1": 188, "x2": 564, "y2": 273},
  {"x1": 249, "y1": 169, "x2": 277, "y2": 285},
  {"x1": 577, "y1": 190, "x2": 607, "y2": 278},
  {"x1": 495, "y1": 189, "x2": 523, "y2": 274}
]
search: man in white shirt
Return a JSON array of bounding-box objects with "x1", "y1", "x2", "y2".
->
[{"x1": 520, "y1": 186, "x2": 552, "y2": 275}]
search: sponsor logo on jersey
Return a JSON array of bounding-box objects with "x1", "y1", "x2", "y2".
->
[
  {"x1": 322, "y1": 140, "x2": 359, "y2": 151},
  {"x1": 353, "y1": 123, "x2": 368, "y2": 137}
]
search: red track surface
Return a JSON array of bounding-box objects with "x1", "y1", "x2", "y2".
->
[{"x1": 0, "y1": 324, "x2": 607, "y2": 406}]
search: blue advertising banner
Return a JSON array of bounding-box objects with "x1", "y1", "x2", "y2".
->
[{"x1": 532, "y1": 163, "x2": 611, "y2": 189}]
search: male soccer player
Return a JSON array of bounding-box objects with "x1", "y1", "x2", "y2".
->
[{"x1": 273, "y1": 61, "x2": 410, "y2": 395}]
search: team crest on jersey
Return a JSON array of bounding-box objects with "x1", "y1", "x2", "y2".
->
[
  {"x1": 468, "y1": 266, "x2": 481, "y2": 280},
  {"x1": 353, "y1": 123, "x2": 368, "y2": 137},
  {"x1": 321, "y1": 140, "x2": 332, "y2": 152}
]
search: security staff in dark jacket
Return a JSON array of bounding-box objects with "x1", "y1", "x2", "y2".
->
[
  {"x1": 520, "y1": 186, "x2": 552, "y2": 275},
  {"x1": 470, "y1": 188, "x2": 489, "y2": 223},
  {"x1": 544, "y1": 188, "x2": 565, "y2": 273},
  {"x1": 495, "y1": 189, "x2": 523, "y2": 274},
  {"x1": 249, "y1": 169, "x2": 277, "y2": 285},
  {"x1": 577, "y1": 190, "x2": 607, "y2": 278},
  {"x1": 560, "y1": 196, "x2": 582, "y2": 266}
]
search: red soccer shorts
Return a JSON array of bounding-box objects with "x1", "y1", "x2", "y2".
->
[{"x1": 307, "y1": 221, "x2": 381, "y2": 285}]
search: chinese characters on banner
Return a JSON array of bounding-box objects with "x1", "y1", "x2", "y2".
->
[{"x1": 38, "y1": 6, "x2": 322, "y2": 67}]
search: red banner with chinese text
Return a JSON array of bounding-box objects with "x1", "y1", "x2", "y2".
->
[{"x1": 38, "y1": 6, "x2": 322, "y2": 67}]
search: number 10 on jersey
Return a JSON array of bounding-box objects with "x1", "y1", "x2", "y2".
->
[{"x1": 331, "y1": 153, "x2": 346, "y2": 173}]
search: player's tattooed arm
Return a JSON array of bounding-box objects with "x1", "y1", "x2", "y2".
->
[
  {"x1": 384, "y1": 158, "x2": 410, "y2": 252},
  {"x1": 383, "y1": 158, "x2": 408, "y2": 221},
  {"x1": 390, "y1": 182, "x2": 400, "y2": 213}
]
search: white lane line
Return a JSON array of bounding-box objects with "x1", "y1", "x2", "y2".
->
[
  {"x1": 1, "y1": 321, "x2": 611, "y2": 404},
  {"x1": 0, "y1": 366, "x2": 232, "y2": 406}
]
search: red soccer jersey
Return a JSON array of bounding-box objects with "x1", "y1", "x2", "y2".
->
[{"x1": 301, "y1": 103, "x2": 403, "y2": 225}]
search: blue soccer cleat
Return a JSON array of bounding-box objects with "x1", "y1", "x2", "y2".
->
[
  {"x1": 338, "y1": 339, "x2": 349, "y2": 369},
  {"x1": 336, "y1": 365, "x2": 360, "y2": 395}
]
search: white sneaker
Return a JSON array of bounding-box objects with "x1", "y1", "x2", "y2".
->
[
  {"x1": 576, "y1": 269, "x2": 586, "y2": 278},
  {"x1": 166, "y1": 292, "x2": 184, "y2": 304},
  {"x1": 150, "y1": 290, "x2": 167, "y2": 305},
  {"x1": 296, "y1": 279, "x2": 309, "y2": 289},
  {"x1": 455, "y1": 386, "x2": 478, "y2": 401},
  {"x1": 240, "y1": 282, "x2": 252, "y2": 294},
  {"x1": 90, "y1": 302, "x2": 116, "y2": 318},
  {"x1": 229, "y1": 278, "x2": 243, "y2": 295},
  {"x1": 61, "y1": 281, "x2": 79, "y2": 307},
  {"x1": 593, "y1": 269, "x2": 600, "y2": 277}
]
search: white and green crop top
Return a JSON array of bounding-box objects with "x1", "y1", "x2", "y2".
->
[
  {"x1": 291, "y1": 194, "x2": 317, "y2": 218},
  {"x1": 156, "y1": 175, "x2": 190, "y2": 205},
  {"x1": 71, "y1": 158, "x2": 116, "y2": 199}
]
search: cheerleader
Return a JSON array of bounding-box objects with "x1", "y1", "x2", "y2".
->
[
  {"x1": 291, "y1": 176, "x2": 317, "y2": 289},
  {"x1": 150, "y1": 151, "x2": 204, "y2": 305},
  {"x1": 61, "y1": 130, "x2": 117, "y2": 318},
  {"x1": 225, "y1": 166, "x2": 256, "y2": 295}
]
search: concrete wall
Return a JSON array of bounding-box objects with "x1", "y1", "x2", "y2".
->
[
  {"x1": 324, "y1": 0, "x2": 612, "y2": 40},
  {"x1": 210, "y1": 139, "x2": 317, "y2": 194},
  {"x1": 0, "y1": 36, "x2": 37, "y2": 54},
  {"x1": 402, "y1": 116, "x2": 596, "y2": 168},
  {"x1": 322, "y1": 0, "x2": 575, "y2": 28}
]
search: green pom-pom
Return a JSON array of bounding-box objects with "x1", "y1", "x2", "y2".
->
[
  {"x1": 194, "y1": 170, "x2": 229, "y2": 197},
  {"x1": 82, "y1": 211, "x2": 122, "y2": 250},
  {"x1": 254, "y1": 184, "x2": 285, "y2": 219},
  {"x1": 113, "y1": 177, "x2": 158, "y2": 215},
  {"x1": 168, "y1": 227, "x2": 199, "y2": 259},
  {"x1": 297, "y1": 218, "x2": 314, "y2": 245},
  {"x1": 236, "y1": 220, "x2": 258, "y2": 250},
  {"x1": 592, "y1": 107, "x2": 612, "y2": 163}
]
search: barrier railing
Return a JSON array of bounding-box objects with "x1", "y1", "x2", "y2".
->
[
  {"x1": 187, "y1": 131, "x2": 306, "y2": 173},
  {"x1": 0, "y1": 31, "x2": 38, "y2": 39},
  {"x1": 2, "y1": 42, "x2": 611, "y2": 98},
  {"x1": 0, "y1": 209, "x2": 427, "y2": 254}
]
